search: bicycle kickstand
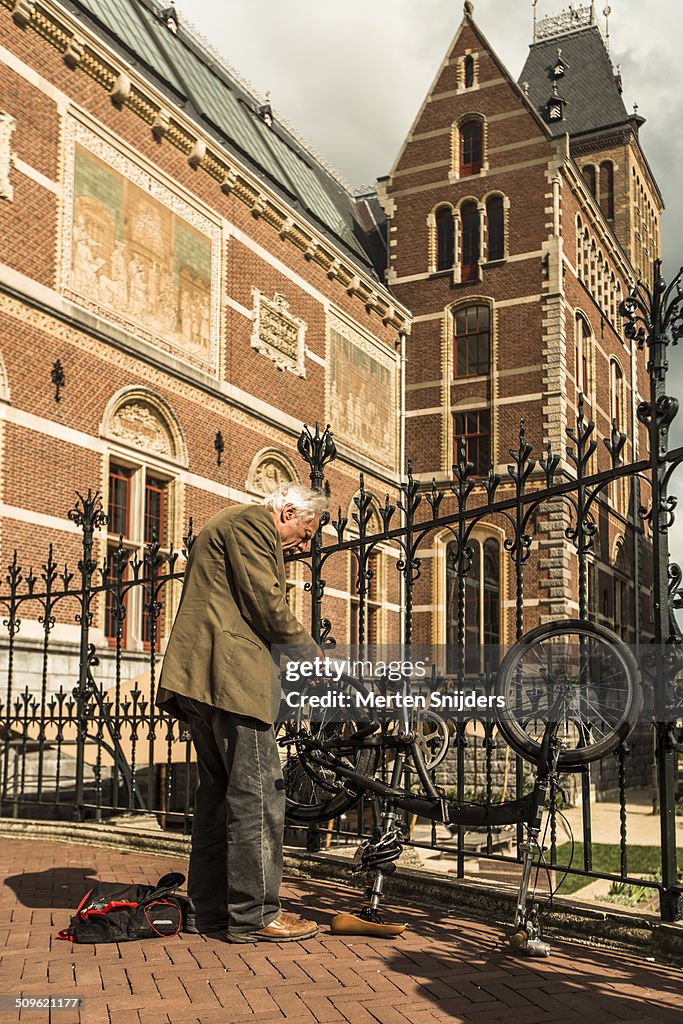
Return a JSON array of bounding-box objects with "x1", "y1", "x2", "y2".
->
[
  {"x1": 508, "y1": 827, "x2": 550, "y2": 957},
  {"x1": 508, "y1": 730, "x2": 563, "y2": 958}
]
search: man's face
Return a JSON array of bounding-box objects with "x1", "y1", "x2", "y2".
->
[{"x1": 274, "y1": 505, "x2": 320, "y2": 553}]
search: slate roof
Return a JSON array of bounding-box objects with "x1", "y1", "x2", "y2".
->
[
  {"x1": 519, "y1": 26, "x2": 631, "y2": 138},
  {"x1": 62, "y1": 0, "x2": 384, "y2": 276}
]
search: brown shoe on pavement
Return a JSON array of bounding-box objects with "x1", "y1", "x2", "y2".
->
[{"x1": 226, "y1": 911, "x2": 319, "y2": 943}]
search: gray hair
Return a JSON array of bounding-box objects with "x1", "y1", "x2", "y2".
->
[{"x1": 261, "y1": 482, "x2": 328, "y2": 522}]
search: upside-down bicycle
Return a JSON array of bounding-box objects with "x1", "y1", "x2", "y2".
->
[{"x1": 277, "y1": 619, "x2": 641, "y2": 956}]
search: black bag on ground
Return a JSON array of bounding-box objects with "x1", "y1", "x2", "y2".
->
[{"x1": 57, "y1": 871, "x2": 189, "y2": 943}]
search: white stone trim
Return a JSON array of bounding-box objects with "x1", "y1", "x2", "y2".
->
[
  {"x1": 250, "y1": 289, "x2": 307, "y2": 378},
  {"x1": 0, "y1": 112, "x2": 16, "y2": 201}
]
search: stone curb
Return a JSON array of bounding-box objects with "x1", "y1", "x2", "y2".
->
[{"x1": 1, "y1": 817, "x2": 681, "y2": 965}]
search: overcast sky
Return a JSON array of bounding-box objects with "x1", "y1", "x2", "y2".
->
[
  {"x1": 179, "y1": 0, "x2": 683, "y2": 558},
  {"x1": 180, "y1": 0, "x2": 682, "y2": 273}
]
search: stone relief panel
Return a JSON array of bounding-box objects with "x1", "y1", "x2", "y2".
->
[
  {"x1": 246, "y1": 449, "x2": 300, "y2": 496},
  {"x1": 327, "y1": 313, "x2": 398, "y2": 470},
  {"x1": 0, "y1": 113, "x2": 16, "y2": 201},
  {"x1": 251, "y1": 290, "x2": 306, "y2": 377},
  {"x1": 60, "y1": 118, "x2": 221, "y2": 374},
  {"x1": 109, "y1": 401, "x2": 175, "y2": 456}
]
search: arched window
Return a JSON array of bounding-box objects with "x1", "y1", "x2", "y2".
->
[
  {"x1": 583, "y1": 164, "x2": 597, "y2": 197},
  {"x1": 102, "y1": 391, "x2": 186, "y2": 650},
  {"x1": 610, "y1": 359, "x2": 624, "y2": 429},
  {"x1": 454, "y1": 304, "x2": 490, "y2": 377},
  {"x1": 464, "y1": 54, "x2": 475, "y2": 89},
  {"x1": 600, "y1": 161, "x2": 614, "y2": 220},
  {"x1": 575, "y1": 314, "x2": 591, "y2": 398},
  {"x1": 435, "y1": 205, "x2": 455, "y2": 271},
  {"x1": 446, "y1": 535, "x2": 500, "y2": 675},
  {"x1": 460, "y1": 119, "x2": 483, "y2": 176},
  {"x1": 576, "y1": 216, "x2": 584, "y2": 277},
  {"x1": 461, "y1": 200, "x2": 480, "y2": 281},
  {"x1": 486, "y1": 195, "x2": 504, "y2": 261}
]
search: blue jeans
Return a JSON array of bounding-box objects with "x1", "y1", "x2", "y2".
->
[{"x1": 176, "y1": 694, "x2": 285, "y2": 933}]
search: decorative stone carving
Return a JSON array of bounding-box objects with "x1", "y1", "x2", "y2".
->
[
  {"x1": 11, "y1": 0, "x2": 35, "y2": 29},
  {"x1": 247, "y1": 450, "x2": 300, "y2": 496},
  {"x1": 251, "y1": 290, "x2": 306, "y2": 377},
  {"x1": 64, "y1": 35, "x2": 85, "y2": 69},
  {"x1": 0, "y1": 114, "x2": 16, "y2": 202},
  {"x1": 151, "y1": 109, "x2": 171, "y2": 141},
  {"x1": 109, "y1": 73, "x2": 132, "y2": 107},
  {"x1": 187, "y1": 139, "x2": 206, "y2": 169},
  {"x1": 110, "y1": 402, "x2": 174, "y2": 455}
]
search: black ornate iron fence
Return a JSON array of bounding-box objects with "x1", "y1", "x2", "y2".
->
[{"x1": 1, "y1": 261, "x2": 682, "y2": 921}]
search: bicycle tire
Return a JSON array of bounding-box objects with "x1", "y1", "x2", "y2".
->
[
  {"x1": 494, "y1": 619, "x2": 641, "y2": 768},
  {"x1": 278, "y1": 673, "x2": 382, "y2": 824}
]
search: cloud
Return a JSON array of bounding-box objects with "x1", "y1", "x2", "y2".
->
[{"x1": 180, "y1": 1, "x2": 681, "y2": 267}]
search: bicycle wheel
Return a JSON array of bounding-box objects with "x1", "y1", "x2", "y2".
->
[
  {"x1": 494, "y1": 619, "x2": 640, "y2": 768},
  {"x1": 277, "y1": 678, "x2": 381, "y2": 824}
]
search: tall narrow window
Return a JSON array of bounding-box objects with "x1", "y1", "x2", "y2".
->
[
  {"x1": 464, "y1": 54, "x2": 475, "y2": 89},
  {"x1": 454, "y1": 409, "x2": 490, "y2": 476},
  {"x1": 600, "y1": 161, "x2": 614, "y2": 220},
  {"x1": 575, "y1": 315, "x2": 591, "y2": 398},
  {"x1": 106, "y1": 461, "x2": 170, "y2": 649},
  {"x1": 460, "y1": 120, "x2": 482, "y2": 176},
  {"x1": 461, "y1": 200, "x2": 480, "y2": 282},
  {"x1": 486, "y1": 195, "x2": 504, "y2": 261},
  {"x1": 105, "y1": 464, "x2": 133, "y2": 646},
  {"x1": 446, "y1": 535, "x2": 500, "y2": 676},
  {"x1": 610, "y1": 359, "x2": 624, "y2": 429},
  {"x1": 583, "y1": 164, "x2": 597, "y2": 197},
  {"x1": 349, "y1": 551, "x2": 381, "y2": 646},
  {"x1": 436, "y1": 205, "x2": 454, "y2": 271},
  {"x1": 454, "y1": 304, "x2": 490, "y2": 377}
]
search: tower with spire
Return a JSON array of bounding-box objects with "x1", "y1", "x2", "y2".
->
[{"x1": 379, "y1": 0, "x2": 661, "y2": 654}]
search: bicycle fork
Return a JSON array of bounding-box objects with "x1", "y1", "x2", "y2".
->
[{"x1": 509, "y1": 750, "x2": 558, "y2": 957}]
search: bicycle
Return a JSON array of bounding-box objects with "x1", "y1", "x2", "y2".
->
[{"x1": 277, "y1": 619, "x2": 641, "y2": 956}]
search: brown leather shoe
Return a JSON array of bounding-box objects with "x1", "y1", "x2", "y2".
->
[{"x1": 226, "y1": 911, "x2": 319, "y2": 943}]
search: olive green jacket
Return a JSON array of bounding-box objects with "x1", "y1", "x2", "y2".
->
[{"x1": 156, "y1": 503, "x2": 315, "y2": 724}]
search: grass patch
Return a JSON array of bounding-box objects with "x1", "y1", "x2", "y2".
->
[{"x1": 548, "y1": 843, "x2": 681, "y2": 895}]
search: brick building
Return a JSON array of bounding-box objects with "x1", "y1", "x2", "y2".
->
[
  {"x1": 0, "y1": 0, "x2": 408, "y2": 688},
  {"x1": 379, "y1": 1, "x2": 660, "y2": 656},
  {"x1": 0, "y1": 0, "x2": 663, "y2": 720}
]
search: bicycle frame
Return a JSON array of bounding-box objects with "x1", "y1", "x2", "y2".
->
[{"x1": 296, "y1": 716, "x2": 562, "y2": 956}]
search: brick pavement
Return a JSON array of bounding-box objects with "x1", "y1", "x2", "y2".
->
[{"x1": 0, "y1": 837, "x2": 680, "y2": 1024}]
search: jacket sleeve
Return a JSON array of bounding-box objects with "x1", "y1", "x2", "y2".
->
[{"x1": 224, "y1": 506, "x2": 317, "y2": 655}]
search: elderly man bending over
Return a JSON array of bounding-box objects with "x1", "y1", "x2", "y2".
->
[{"x1": 156, "y1": 483, "x2": 327, "y2": 942}]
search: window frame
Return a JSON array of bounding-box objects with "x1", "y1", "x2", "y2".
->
[
  {"x1": 453, "y1": 303, "x2": 491, "y2": 379},
  {"x1": 105, "y1": 454, "x2": 174, "y2": 651},
  {"x1": 445, "y1": 530, "x2": 502, "y2": 675},
  {"x1": 460, "y1": 200, "x2": 480, "y2": 282},
  {"x1": 459, "y1": 119, "x2": 483, "y2": 177},
  {"x1": 485, "y1": 195, "x2": 505, "y2": 262},
  {"x1": 453, "y1": 408, "x2": 491, "y2": 477}
]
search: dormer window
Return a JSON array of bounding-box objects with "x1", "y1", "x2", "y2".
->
[
  {"x1": 257, "y1": 93, "x2": 274, "y2": 128},
  {"x1": 552, "y1": 46, "x2": 567, "y2": 78},
  {"x1": 547, "y1": 83, "x2": 566, "y2": 123},
  {"x1": 160, "y1": 5, "x2": 178, "y2": 33}
]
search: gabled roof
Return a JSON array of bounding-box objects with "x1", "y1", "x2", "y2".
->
[
  {"x1": 62, "y1": 0, "x2": 384, "y2": 275},
  {"x1": 519, "y1": 25, "x2": 630, "y2": 138}
]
